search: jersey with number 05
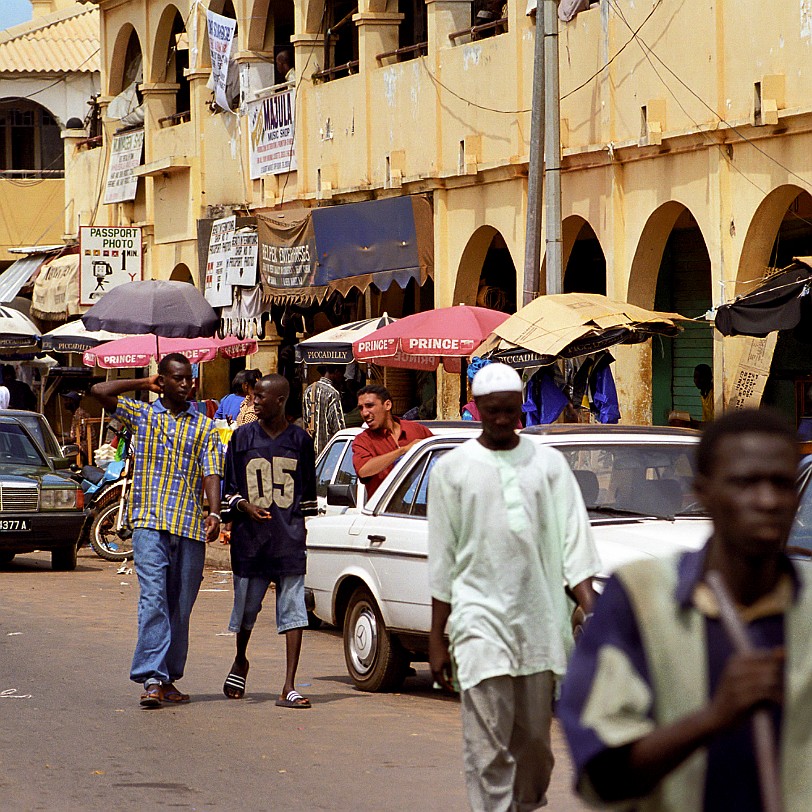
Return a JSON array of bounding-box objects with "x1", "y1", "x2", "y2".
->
[{"x1": 223, "y1": 421, "x2": 318, "y2": 578}]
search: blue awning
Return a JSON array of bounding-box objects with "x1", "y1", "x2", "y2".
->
[{"x1": 256, "y1": 196, "x2": 433, "y2": 304}]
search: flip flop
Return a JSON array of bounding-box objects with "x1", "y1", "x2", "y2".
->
[
  {"x1": 161, "y1": 683, "x2": 190, "y2": 703},
  {"x1": 140, "y1": 684, "x2": 162, "y2": 708},
  {"x1": 275, "y1": 690, "x2": 311, "y2": 709},
  {"x1": 223, "y1": 671, "x2": 247, "y2": 699}
]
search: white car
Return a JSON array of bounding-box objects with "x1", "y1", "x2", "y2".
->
[{"x1": 305, "y1": 425, "x2": 711, "y2": 692}]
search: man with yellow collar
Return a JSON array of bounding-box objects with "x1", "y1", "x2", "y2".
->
[{"x1": 559, "y1": 408, "x2": 812, "y2": 811}]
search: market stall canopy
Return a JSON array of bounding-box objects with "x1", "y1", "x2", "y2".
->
[
  {"x1": 475, "y1": 293, "x2": 689, "y2": 367},
  {"x1": 353, "y1": 306, "x2": 509, "y2": 373},
  {"x1": 83, "y1": 334, "x2": 258, "y2": 369},
  {"x1": 41, "y1": 320, "x2": 131, "y2": 353},
  {"x1": 257, "y1": 196, "x2": 433, "y2": 305},
  {"x1": 714, "y1": 259, "x2": 812, "y2": 337},
  {"x1": 0, "y1": 306, "x2": 40, "y2": 352},
  {"x1": 295, "y1": 314, "x2": 397, "y2": 364},
  {"x1": 0, "y1": 252, "x2": 54, "y2": 304},
  {"x1": 82, "y1": 280, "x2": 219, "y2": 338}
]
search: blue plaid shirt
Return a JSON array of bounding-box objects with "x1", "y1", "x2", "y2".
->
[{"x1": 115, "y1": 397, "x2": 224, "y2": 542}]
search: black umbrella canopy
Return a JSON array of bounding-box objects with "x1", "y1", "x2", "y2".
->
[
  {"x1": 82, "y1": 280, "x2": 219, "y2": 338},
  {"x1": 714, "y1": 260, "x2": 812, "y2": 337}
]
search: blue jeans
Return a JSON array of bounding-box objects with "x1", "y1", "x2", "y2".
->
[
  {"x1": 130, "y1": 529, "x2": 205, "y2": 686},
  {"x1": 228, "y1": 574, "x2": 308, "y2": 634}
]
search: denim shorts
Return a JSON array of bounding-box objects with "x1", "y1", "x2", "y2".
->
[{"x1": 229, "y1": 573, "x2": 308, "y2": 634}]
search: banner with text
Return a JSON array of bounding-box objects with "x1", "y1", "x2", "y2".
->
[
  {"x1": 248, "y1": 89, "x2": 296, "y2": 178},
  {"x1": 103, "y1": 129, "x2": 144, "y2": 204},
  {"x1": 226, "y1": 227, "x2": 259, "y2": 286},
  {"x1": 206, "y1": 10, "x2": 237, "y2": 112},
  {"x1": 204, "y1": 216, "x2": 235, "y2": 307},
  {"x1": 79, "y1": 226, "x2": 143, "y2": 306}
]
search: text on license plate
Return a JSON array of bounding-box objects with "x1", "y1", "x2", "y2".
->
[{"x1": 0, "y1": 519, "x2": 30, "y2": 532}]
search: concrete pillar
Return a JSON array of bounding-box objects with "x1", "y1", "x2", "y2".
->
[
  {"x1": 139, "y1": 83, "x2": 180, "y2": 146},
  {"x1": 61, "y1": 128, "x2": 89, "y2": 239},
  {"x1": 353, "y1": 13, "x2": 403, "y2": 71},
  {"x1": 426, "y1": 0, "x2": 471, "y2": 57}
]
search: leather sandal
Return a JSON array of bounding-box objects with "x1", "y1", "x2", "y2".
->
[
  {"x1": 140, "y1": 684, "x2": 162, "y2": 708},
  {"x1": 161, "y1": 683, "x2": 190, "y2": 703}
]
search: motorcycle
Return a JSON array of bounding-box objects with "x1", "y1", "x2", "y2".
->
[{"x1": 73, "y1": 428, "x2": 134, "y2": 563}]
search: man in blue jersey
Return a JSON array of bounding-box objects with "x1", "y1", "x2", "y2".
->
[{"x1": 221, "y1": 374, "x2": 318, "y2": 708}]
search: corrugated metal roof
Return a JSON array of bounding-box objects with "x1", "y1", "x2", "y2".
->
[
  {"x1": 0, "y1": 254, "x2": 49, "y2": 303},
  {"x1": 0, "y1": 5, "x2": 100, "y2": 74}
]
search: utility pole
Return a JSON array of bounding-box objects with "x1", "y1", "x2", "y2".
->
[
  {"x1": 522, "y1": 3, "x2": 545, "y2": 307},
  {"x1": 522, "y1": 0, "x2": 563, "y2": 305},
  {"x1": 543, "y1": 0, "x2": 563, "y2": 296}
]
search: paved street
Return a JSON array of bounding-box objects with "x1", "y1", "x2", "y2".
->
[{"x1": 1, "y1": 549, "x2": 589, "y2": 812}]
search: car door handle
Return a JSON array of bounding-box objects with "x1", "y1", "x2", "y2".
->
[{"x1": 367, "y1": 534, "x2": 386, "y2": 545}]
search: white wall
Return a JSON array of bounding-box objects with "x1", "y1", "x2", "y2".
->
[{"x1": 0, "y1": 72, "x2": 100, "y2": 126}]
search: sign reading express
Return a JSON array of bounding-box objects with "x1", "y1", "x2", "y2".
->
[{"x1": 79, "y1": 226, "x2": 143, "y2": 306}]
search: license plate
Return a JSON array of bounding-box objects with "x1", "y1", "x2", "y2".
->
[{"x1": 0, "y1": 519, "x2": 30, "y2": 532}]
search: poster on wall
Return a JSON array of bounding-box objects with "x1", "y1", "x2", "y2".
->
[
  {"x1": 204, "y1": 216, "x2": 235, "y2": 307},
  {"x1": 206, "y1": 10, "x2": 237, "y2": 112},
  {"x1": 79, "y1": 226, "x2": 143, "y2": 306},
  {"x1": 226, "y1": 228, "x2": 258, "y2": 286},
  {"x1": 103, "y1": 129, "x2": 145, "y2": 204},
  {"x1": 247, "y1": 89, "x2": 296, "y2": 178},
  {"x1": 725, "y1": 333, "x2": 778, "y2": 410}
]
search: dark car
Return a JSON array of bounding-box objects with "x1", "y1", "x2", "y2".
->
[
  {"x1": 0, "y1": 416, "x2": 87, "y2": 571},
  {"x1": 0, "y1": 409, "x2": 77, "y2": 469}
]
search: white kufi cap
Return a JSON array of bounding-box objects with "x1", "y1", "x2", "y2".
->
[{"x1": 471, "y1": 362, "x2": 523, "y2": 397}]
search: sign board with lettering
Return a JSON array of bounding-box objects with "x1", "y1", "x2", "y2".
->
[
  {"x1": 725, "y1": 333, "x2": 778, "y2": 410},
  {"x1": 247, "y1": 89, "x2": 296, "y2": 178},
  {"x1": 204, "y1": 216, "x2": 235, "y2": 307},
  {"x1": 226, "y1": 228, "x2": 258, "y2": 286},
  {"x1": 103, "y1": 129, "x2": 145, "y2": 204},
  {"x1": 206, "y1": 10, "x2": 236, "y2": 112},
  {"x1": 79, "y1": 226, "x2": 143, "y2": 306}
]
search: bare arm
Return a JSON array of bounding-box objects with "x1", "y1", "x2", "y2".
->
[
  {"x1": 203, "y1": 474, "x2": 221, "y2": 543},
  {"x1": 357, "y1": 440, "x2": 421, "y2": 479},
  {"x1": 587, "y1": 649, "x2": 784, "y2": 801},
  {"x1": 91, "y1": 374, "x2": 161, "y2": 412},
  {"x1": 429, "y1": 598, "x2": 454, "y2": 692},
  {"x1": 571, "y1": 578, "x2": 598, "y2": 615}
]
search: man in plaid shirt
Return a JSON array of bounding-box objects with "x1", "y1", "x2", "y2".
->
[{"x1": 92, "y1": 353, "x2": 224, "y2": 708}]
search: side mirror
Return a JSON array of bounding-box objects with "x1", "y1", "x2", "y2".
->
[
  {"x1": 52, "y1": 456, "x2": 74, "y2": 470},
  {"x1": 327, "y1": 483, "x2": 356, "y2": 508},
  {"x1": 61, "y1": 444, "x2": 80, "y2": 457}
]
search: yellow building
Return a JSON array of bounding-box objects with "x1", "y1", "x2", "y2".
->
[{"x1": 69, "y1": 0, "x2": 812, "y2": 423}]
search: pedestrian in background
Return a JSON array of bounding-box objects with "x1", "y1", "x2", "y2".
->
[
  {"x1": 302, "y1": 364, "x2": 346, "y2": 457},
  {"x1": 559, "y1": 408, "x2": 812, "y2": 811},
  {"x1": 428, "y1": 362, "x2": 600, "y2": 812},
  {"x1": 215, "y1": 371, "x2": 247, "y2": 423},
  {"x1": 236, "y1": 368, "x2": 263, "y2": 426},
  {"x1": 3, "y1": 364, "x2": 35, "y2": 411},
  {"x1": 352, "y1": 384, "x2": 432, "y2": 499},
  {"x1": 91, "y1": 353, "x2": 223, "y2": 709},
  {"x1": 221, "y1": 374, "x2": 317, "y2": 708},
  {"x1": 60, "y1": 391, "x2": 95, "y2": 464}
]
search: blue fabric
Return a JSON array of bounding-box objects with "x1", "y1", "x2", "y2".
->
[
  {"x1": 466, "y1": 356, "x2": 492, "y2": 382},
  {"x1": 215, "y1": 393, "x2": 243, "y2": 421},
  {"x1": 130, "y1": 529, "x2": 205, "y2": 685},
  {"x1": 523, "y1": 371, "x2": 568, "y2": 425},
  {"x1": 592, "y1": 363, "x2": 620, "y2": 424}
]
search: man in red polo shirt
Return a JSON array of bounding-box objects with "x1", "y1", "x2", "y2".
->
[{"x1": 352, "y1": 384, "x2": 433, "y2": 498}]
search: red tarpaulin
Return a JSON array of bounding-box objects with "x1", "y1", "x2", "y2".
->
[{"x1": 83, "y1": 334, "x2": 258, "y2": 368}]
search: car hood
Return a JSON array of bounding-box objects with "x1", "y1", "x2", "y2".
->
[
  {"x1": 593, "y1": 518, "x2": 711, "y2": 576},
  {"x1": 0, "y1": 464, "x2": 60, "y2": 485}
]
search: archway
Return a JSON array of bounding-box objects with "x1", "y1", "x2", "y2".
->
[
  {"x1": 645, "y1": 207, "x2": 713, "y2": 425},
  {"x1": 169, "y1": 263, "x2": 194, "y2": 284},
  {"x1": 562, "y1": 217, "x2": 606, "y2": 294},
  {"x1": 108, "y1": 25, "x2": 143, "y2": 97},
  {"x1": 0, "y1": 98, "x2": 63, "y2": 176},
  {"x1": 152, "y1": 5, "x2": 191, "y2": 118},
  {"x1": 739, "y1": 188, "x2": 812, "y2": 422},
  {"x1": 247, "y1": 0, "x2": 295, "y2": 83},
  {"x1": 453, "y1": 226, "x2": 517, "y2": 313}
]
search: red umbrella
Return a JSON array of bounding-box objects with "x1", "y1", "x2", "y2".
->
[
  {"x1": 83, "y1": 334, "x2": 258, "y2": 369},
  {"x1": 352, "y1": 306, "x2": 509, "y2": 373}
]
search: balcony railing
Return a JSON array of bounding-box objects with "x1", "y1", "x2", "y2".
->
[
  {"x1": 376, "y1": 42, "x2": 429, "y2": 65},
  {"x1": 449, "y1": 17, "x2": 508, "y2": 44},
  {"x1": 313, "y1": 60, "x2": 360, "y2": 83},
  {"x1": 0, "y1": 169, "x2": 64, "y2": 179},
  {"x1": 158, "y1": 110, "x2": 191, "y2": 128}
]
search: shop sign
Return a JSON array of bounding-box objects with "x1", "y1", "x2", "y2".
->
[
  {"x1": 103, "y1": 129, "x2": 144, "y2": 204},
  {"x1": 79, "y1": 226, "x2": 143, "y2": 306},
  {"x1": 206, "y1": 10, "x2": 237, "y2": 112},
  {"x1": 226, "y1": 228, "x2": 258, "y2": 286},
  {"x1": 257, "y1": 212, "x2": 316, "y2": 290},
  {"x1": 204, "y1": 216, "x2": 235, "y2": 307},
  {"x1": 726, "y1": 334, "x2": 778, "y2": 409},
  {"x1": 247, "y1": 89, "x2": 296, "y2": 178}
]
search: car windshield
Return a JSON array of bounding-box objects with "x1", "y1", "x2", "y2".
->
[
  {"x1": 9, "y1": 413, "x2": 61, "y2": 458},
  {"x1": 0, "y1": 422, "x2": 47, "y2": 466},
  {"x1": 551, "y1": 442, "x2": 705, "y2": 520}
]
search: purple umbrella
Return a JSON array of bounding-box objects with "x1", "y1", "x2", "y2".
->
[{"x1": 81, "y1": 280, "x2": 219, "y2": 338}]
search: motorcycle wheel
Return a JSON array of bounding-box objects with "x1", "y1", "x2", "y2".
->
[{"x1": 90, "y1": 501, "x2": 134, "y2": 562}]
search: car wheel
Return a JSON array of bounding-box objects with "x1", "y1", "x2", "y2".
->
[
  {"x1": 0, "y1": 551, "x2": 15, "y2": 565},
  {"x1": 343, "y1": 587, "x2": 408, "y2": 692},
  {"x1": 52, "y1": 545, "x2": 78, "y2": 571},
  {"x1": 90, "y1": 502, "x2": 134, "y2": 562}
]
